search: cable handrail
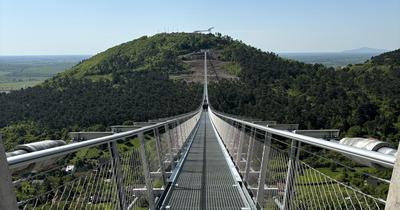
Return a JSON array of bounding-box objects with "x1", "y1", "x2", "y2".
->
[
  {"x1": 7, "y1": 109, "x2": 202, "y2": 169},
  {"x1": 210, "y1": 109, "x2": 396, "y2": 168}
]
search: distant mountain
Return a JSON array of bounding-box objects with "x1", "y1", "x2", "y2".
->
[
  {"x1": 341, "y1": 47, "x2": 388, "y2": 54},
  {"x1": 280, "y1": 52, "x2": 375, "y2": 67}
]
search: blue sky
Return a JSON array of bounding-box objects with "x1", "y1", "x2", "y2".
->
[{"x1": 1, "y1": 0, "x2": 399, "y2": 55}]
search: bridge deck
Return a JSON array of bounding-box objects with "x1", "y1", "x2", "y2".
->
[{"x1": 163, "y1": 112, "x2": 251, "y2": 209}]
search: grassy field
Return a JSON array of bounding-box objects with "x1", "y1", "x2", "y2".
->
[{"x1": 0, "y1": 55, "x2": 88, "y2": 91}]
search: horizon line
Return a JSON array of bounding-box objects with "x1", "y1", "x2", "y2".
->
[{"x1": 1, "y1": 50, "x2": 396, "y2": 57}]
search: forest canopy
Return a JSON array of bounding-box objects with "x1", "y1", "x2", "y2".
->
[
  {"x1": 0, "y1": 32, "x2": 399, "y2": 150},
  {"x1": 209, "y1": 45, "x2": 400, "y2": 145}
]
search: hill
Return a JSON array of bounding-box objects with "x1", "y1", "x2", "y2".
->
[
  {"x1": 209, "y1": 48, "x2": 400, "y2": 145},
  {"x1": 1, "y1": 33, "x2": 229, "y2": 149},
  {"x1": 0, "y1": 33, "x2": 243, "y2": 150},
  {"x1": 51, "y1": 33, "x2": 231, "y2": 80},
  {"x1": 0, "y1": 33, "x2": 399, "y2": 151}
]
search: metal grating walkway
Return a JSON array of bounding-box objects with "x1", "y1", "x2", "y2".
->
[{"x1": 163, "y1": 111, "x2": 251, "y2": 209}]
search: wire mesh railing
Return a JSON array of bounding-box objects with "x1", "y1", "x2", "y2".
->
[
  {"x1": 3, "y1": 110, "x2": 201, "y2": 210},
  {"x1": 1, "y1": 106, "x2": 396, "y2": 210},
  {"x1": 14, "y1": 144, "x2": 121, "y2": 210},
  {"x1": 209, "y1": 109, "x2": 393, "y2": 210}
]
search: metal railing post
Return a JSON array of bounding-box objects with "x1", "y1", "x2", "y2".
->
[
  {"x1": 179, "y1": 120, "x2": 188, "y2": 151},
  {"x1": 244, "y1": 127, "x2": 255, "y2": 181},
  {"x1": 153, "y1": 128, "x2": 167, "y2": 186},
  {"x1": 0, "y1": 134, "x2": 18, "y2": 210},
  {"x1": 256, "y1": 132, "x2": 272, "y2": 206},
  {"x1": 178, "y1": 121, "x2": 184, "y2": 147},
  {"x1": 183, "y1": 121, "x2": 188, "y2": 141},
  {"x1": 164, "y1": 124, "x2": 174, "y2": 170},
  {"x1": 226, "y1": 120, "x2": 233, "y2": 142},
  {"x1": 282, "y1": 139, "x2": 300, "y2": 210},
  {"x1": 233, "y1": 122, "x2": 242, "y2": 153},
  {"x1": 108, "y1": 141, "x2": 128, "y2": 210},
  {"x1": 138, "y1": 132, "x2": 155, "y2": 210},
  {"x1": 236, "y1": 124, "x2": 246, "y2": 167},
  {"x1": 174, "y1": 121, "x2": 181, "y2": 149},
  {"x1": 230, "y1": 121, "x2": 236, "y2": 144}
]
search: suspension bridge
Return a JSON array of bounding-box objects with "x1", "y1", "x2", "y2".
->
[{"x1": 1, "y1": 51, "x2": 399, "y2": 210}]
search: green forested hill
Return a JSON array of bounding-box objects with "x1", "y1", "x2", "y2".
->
[
  {"x1": 1, "y1": 33, "x2": 232, "y2": 149},
  {"x1": 0, "y1": 32, "x2": 399, "y2": 151},
  {"x1": 209, "y1": 48, "x2": 400, "y2": 145},
  {"x1": 52, "y1": 33, "x2": 231, "y2": 80}
]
